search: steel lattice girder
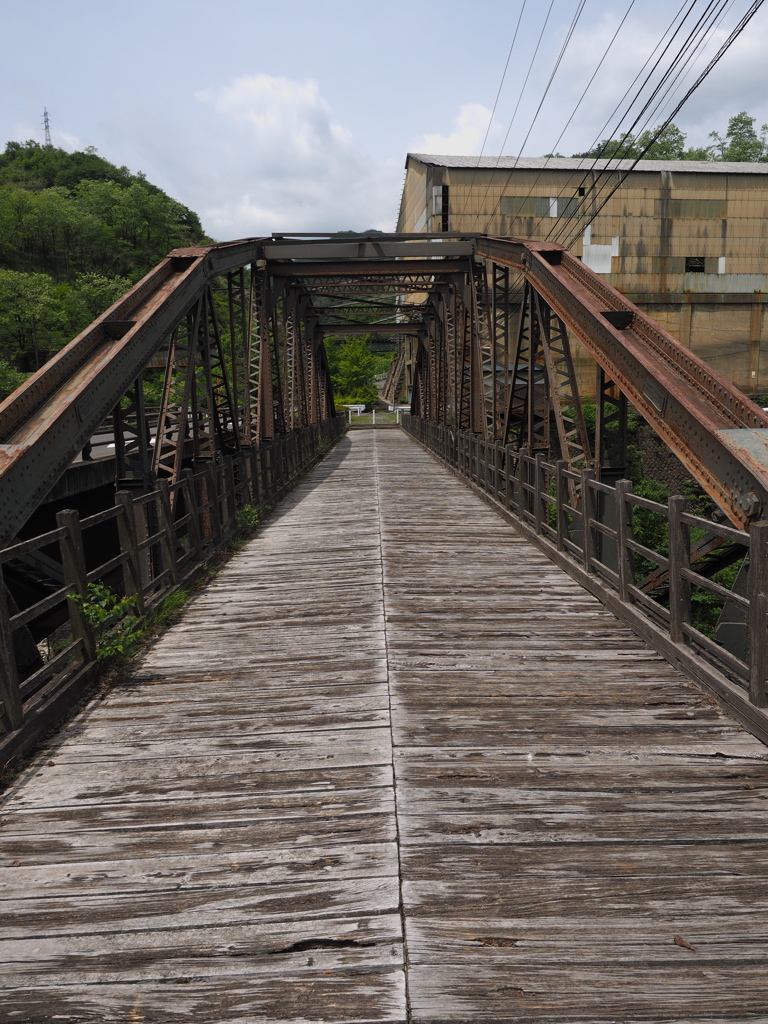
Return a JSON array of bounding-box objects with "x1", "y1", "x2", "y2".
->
[
  {"x1": 2, "y1": 232, "x2": 768, "y2": 541},
  {"x1": 475, "y1": 236, "x2": 768, "y2": 527}
]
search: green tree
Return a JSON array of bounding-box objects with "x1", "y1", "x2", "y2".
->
[
  {"x1": 0, "y1": 269, "x2": 68, "y2": 368},
  {"x1": 709, "y1": 111, "x2": 768, "y2": 162},
  {"x1": 0, "y1": 356, "x2": 27, "y2": 400},
  {"x1": 635, "y1": 124, "x2": 686, "y2": 159},
  {"x1": 328, "y1": 335, "x2": 379, "y2": 405},
  {"x1": 64, "y1": 272, "x2": 133, "y2": 329},
  {"x1": 574, "y1": 123, "x2": 705, "y2": 161}
]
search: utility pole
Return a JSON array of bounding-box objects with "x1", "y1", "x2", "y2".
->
[{"x1": 42, "y1": 108, "x2": 52, "y2": 148}]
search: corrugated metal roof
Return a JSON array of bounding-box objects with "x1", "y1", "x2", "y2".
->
[{"x1": 407, "y1": 153, "x2": 768, "y2": 175}]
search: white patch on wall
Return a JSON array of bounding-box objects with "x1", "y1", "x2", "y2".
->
[
  {"x1": 718, "y1": 256, "x2": 726, "y2": 274},
  {"x1": 685, "y1": 273, "x2": 768, "y2": 293},
  {"x1": 582, "y1": 224, "x2": 619, "y2": 274},
  {"x1": 549, "y1": 197, "x2": 557, "y2": 218},
  {"x1": 414, "y1": 207, "x2": 427, "y2": 233}
]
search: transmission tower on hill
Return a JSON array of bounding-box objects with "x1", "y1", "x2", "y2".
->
[{"x1": 42, "y1": 108, "x2": 52, "y2": 148}]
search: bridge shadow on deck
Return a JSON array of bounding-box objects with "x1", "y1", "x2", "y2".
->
[{"x1": 2, "y1": 429, "x2": 768, "y2": 1023}]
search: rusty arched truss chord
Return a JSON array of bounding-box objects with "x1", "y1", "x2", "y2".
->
[
  {"x1": 0, "y1": 239, "x2": 338, "y2": 544},
  {"x1": 402, "y1": 235, "x2": 768, "y2": 530}
]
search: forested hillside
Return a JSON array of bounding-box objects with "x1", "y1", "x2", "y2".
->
[{"x1": 0, "y1": 141, "x2": 207, "y2": 397}]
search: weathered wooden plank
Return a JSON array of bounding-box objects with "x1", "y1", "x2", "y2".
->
[
  {"x1": 0, "y1": 878, "x2": 400, "y2": 940},
  {"x1": 0, "y1": 842, "x2": 397, "y2": 898},
  {"x1": 372, "y1": 429, "x2": 768, "y2": 1022},
  {"x1": 407, "y1": 964, "x2": 768, "y2": 1020},
  {"x1": 2, "y1": 967, "x2": 405, "y2": 1024},
  {"x1": 405, "y1": 916, "x2": 768, "y2": 964},
  {"x1": 1, "y1": 814, "x2": 397, "y2": 865},
  {"x1": 4, "y1": 429, "x2": 768, "y2": 1022},
  {"x1": 6, "y1": 763, "x2": 394, "y2": 811}
]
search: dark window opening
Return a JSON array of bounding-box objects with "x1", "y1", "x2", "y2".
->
[
  {"x1": 441, "y1": 185, "x2": 449, "y2": 232},
  {"x1": 578, "y1": 187, "x2": 586, "y2": 197},
  {"x1": 685, "y1": 256, "x2": 706, "y2": 273}
]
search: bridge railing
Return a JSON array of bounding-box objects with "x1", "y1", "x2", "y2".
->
[
  {"x1": 0, "y1": 417, "x2": 346, "y2": 761},
  {"x1": 404, "y1": 414, "x2": 768, "y2": 745}
]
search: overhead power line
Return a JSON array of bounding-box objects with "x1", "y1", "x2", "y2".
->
[
  {"x1": 544, "y1": 0, "x2": 715, "y2": 244},
  {"x1": 554, "y1": 0, "x2": 765, "y2": 249},
  {"x1": 478, "y1": 0, "x2": 586, "y2": 232},
  {"x1": 457, "y1": 0, "x2": 527, "y2": 221}
]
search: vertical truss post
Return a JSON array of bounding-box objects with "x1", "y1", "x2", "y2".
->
[
  {"x1": 504, "y1": 282, "x2": 548, "y2": 452},
  {"x1": 445, "y1": 285, "x2": 457, "y2": 423},
  {"x1": 595, "y1": 365, "x2": 629, "y2": 484},
  {"x1": 153, "y1": 302, "x2": 202, "y2": 490},
  {"x1": 283, "y1": 289, "x2": 297, "y2": 431},
  {"x1": 115, "y1": 375, "x2": 153, "y2": 489},
  {"x1": 534, "y1": 292, "x2": 591, "y2": 471},
  {"x1": 227, "y1": 267, "x2": 247, "y2": 437},
  {"x1": 471, "y1": 264, "x2": 494, "y2": 436},
  {"x1": 269, "y1": 302, "x2": 287, "y2": 436},
  {"x1": 492, "y1": 263, "x2": 510, "y2": 439},
  {"x1": 457, "y1": 280, "x2": 474, "y2": 432}
]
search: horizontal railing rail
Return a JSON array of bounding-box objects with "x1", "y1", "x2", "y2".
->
[
  {"x1": 403, "y1": 414, "x2": 768, "y2": 745},
  {"x1": 0, "y1": 416, "x2": 346, "y2": 760}
]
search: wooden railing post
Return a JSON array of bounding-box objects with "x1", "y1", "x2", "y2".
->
[
  {"x1": 204, "y1": 461, "x2": 223, "y2": 548},
  {"x1": 181, "y1": 469, "x2": 203, "y2": 565},
  {"x1": 518, "y1": 448, "x2": 529, "y2": 519},
  {"x1": 156, "y1": 480, "x2": 179, "y2": 587},
  {"x1": 668, "y1": 495, "x2": 691, "y2": 644},
  {"x1": 534, "y1": 453, "x2": 545, "y2": 535},
  {"x1": 264, "y1": 443, "x2": 273, "y2": 503},
  {"x1": 615, "y1": 479, "x2": 634, "y2": 603},
  {"x1": 555, "y1": 460, "x2": 567, "y2": 551},
  {"x1": 505, "y1": 445, "x2": 515, "y2": 512},
  {"x1": 115, "y1": 490, "x2": 146, "y2": 615},
  {"x1": 748, "y1": 521, "x2": 768, "y2": 707},
  {"x1": 580, "y1": 468, "x2": 595, "y2": 571},
  {"x1": 0, "y1": 576, "x2": 23, "y2": 731},
  {"x1": 224, "y1": 458, "x2": 237, "y2": 536},
  {"x1": 56, "y1": 509, "x2": 97, "y2": 663}
]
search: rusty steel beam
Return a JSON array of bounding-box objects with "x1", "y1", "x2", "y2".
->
[
  {"x1": 4, "y1": 229, "x2": 768, "y2": 546},
  {"x1": 475, "y1": 236, "x2": 768, "y2": 528},
  {"x1": 0, "y1": 239, "x2": 273, "y2": 542},
  {"x1": 263, "y1": 240, "x2": 474, "y2": 260},
  {"x1": 269, "y1": 258, "x2": 471, "y2": 278},
  {"x1": 319, "y1": 323, "x2": 425, "y2": 336}
]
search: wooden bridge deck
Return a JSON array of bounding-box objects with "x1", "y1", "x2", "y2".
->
[{"x1": 3, "y1": 429, "x2": 768, "y2": 1023}]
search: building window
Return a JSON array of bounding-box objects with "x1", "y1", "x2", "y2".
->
[
  {"x1": 432, "y1": 185, "x2": 449, "y2": 232},
  {"x1": 685, "y1": 256, "x2": 706, "y2": 273},
  {"x1": 499, "y1": 195, "x2": 580, "y2": 218},
  {"x1": 578, "y1": 187, "x2": 586, "y2": 197}
]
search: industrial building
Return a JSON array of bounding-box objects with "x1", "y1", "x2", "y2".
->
[{"x1": 397, "y1": 154, "x2": 768, "y2": 396}]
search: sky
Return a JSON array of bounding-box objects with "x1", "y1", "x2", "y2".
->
[{"x1": 2, "y1": 0, "x2": 768, "y2": 240}]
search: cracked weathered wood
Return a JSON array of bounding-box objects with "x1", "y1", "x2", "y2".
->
[{"x1": 2, "y1": 430, "x2": 768, "y2": 1022}]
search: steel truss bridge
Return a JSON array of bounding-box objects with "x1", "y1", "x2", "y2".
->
[
  {"x1": 2, "y1": 232, "x2": 768, "y2": 541},
  {"x1": 0, "y1": 230, "x2": 767, "y2": 727},
  {"x1": 4, "y1": 232, "x2": 768, "y2": 1019}
]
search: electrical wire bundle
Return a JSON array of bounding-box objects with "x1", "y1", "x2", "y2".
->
[{"x1": 459, "y1": 0, "x2": 764, "y2": 246}]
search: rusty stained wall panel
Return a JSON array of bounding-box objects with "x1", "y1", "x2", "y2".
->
[{"x1": 399, "y1": 156, "x2": 768, "y2": 397}]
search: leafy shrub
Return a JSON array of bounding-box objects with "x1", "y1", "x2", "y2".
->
[{"x1": 72, "y1": 582, "x2": 138, "y2": 659}]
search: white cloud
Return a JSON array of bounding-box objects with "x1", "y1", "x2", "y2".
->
[
  {"x1": 180, "y1": 74, "x2": 400, "y2": 238},
  {"x1": 415, "y1": 103, "x2": 497, "y2": 156},
  {"x1": 54, "y1": 130, "x2": 83, "y2": 151},
  {"x1": 9, "y1": 115, "x2": 84, "y2": 152},
  {"x1": 518, "y1": 5, "x2": 768, "y2": 158}
]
